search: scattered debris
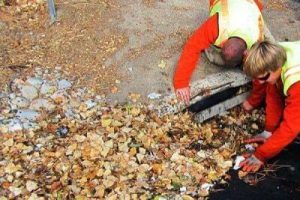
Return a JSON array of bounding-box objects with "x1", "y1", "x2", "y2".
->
[
  {"x1": 158, "y1": 60, "x2": 166, "y2": 69},
  {"x1": 56, "y1": 125, "x2": 69, "y2": 138},
  {"x1": 110, "y1": 86, "x2": 118, "y2": 94},
  {"x1": 148, "y1": 92, "x2": 162, "y2": 99}
]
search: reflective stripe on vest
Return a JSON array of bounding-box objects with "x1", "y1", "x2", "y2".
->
[
  {"x1": 209, "y1": 0, "x2": 264, "y2": 49},
  {"x1": 280, "y1": 41, "x2": 300, "y2": 95}
]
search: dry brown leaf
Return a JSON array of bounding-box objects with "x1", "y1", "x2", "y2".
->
[
  {"x1": 1, "y1": 181, "x2": 12, "y2": 189},
  {"x1": 46, "y1": 123, "x2": 58, "y2": 133},
  {"x1": 152, "y1": 163, "x2": 163, "y2": 175},
  {"x1": 128, "y1": 93, "x2": 141, "y2": 102},
  {"x1": 111, "y1": 86, "x2": 118, "y2": 93},
  {"x1": 51, "y1": 181, "x2": 62, "y2": 191}
]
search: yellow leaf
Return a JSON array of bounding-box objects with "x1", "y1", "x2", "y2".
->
[
  {"x1": 3, "y1": 138, "x2": 14, "y2": 147},
  {"x1": 95, "y1": 185, "x2": 105, "y2": 197},
  {"x1": 103, "y1": 175, "x2": 117, "y2": 188},
  {"x1": 152, "y1": 163, "x2": 163, "y2": 175},
  {"x1": 207, "y1": 171, "x2": 218, "y2": 181},
  {"x1": 101, "y1": 118, "x2": 112, "y2": 127},
  {"x1": 74, "y1": 135, "x2": 86, "y2": 143},
  {"x1": 5, "y1": 163, "x2": 20, "y2": 174},
  {"x1": 101, "y1": 146, "x2": 110, "y2": 157},
  {"x1": 129, "y1": 147, "x2": 137, "y2": 156},
  {"x1": 130, "y1": 107, "x2": 140, "y2": 116},
  {"x1": 112, "y1": 120, "x2": 123, "y2": 127}
]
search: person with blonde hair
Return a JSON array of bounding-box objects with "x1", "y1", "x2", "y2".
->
[{"x1": 240, "y1": 40, "x2": 300, "y2": 172}]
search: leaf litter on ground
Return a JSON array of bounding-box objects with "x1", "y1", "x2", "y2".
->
[{"x1": 0, "y1": 67, "x2": 267, "y2": 199}]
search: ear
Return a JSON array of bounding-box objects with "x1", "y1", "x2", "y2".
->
[{"x1": 243, "y1": 50, "x2": 248, "y2": 58}]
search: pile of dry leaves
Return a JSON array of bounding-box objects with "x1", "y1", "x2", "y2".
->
[
  {"x1": 0, "y1": 68, "x2": 265, "y2": 199},
  {"x1": 0, "y1": 0, "x2": 44, "y2": 9}
]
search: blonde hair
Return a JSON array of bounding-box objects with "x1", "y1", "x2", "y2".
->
[{"x1": 244, "y1": 41, "x2": 287, "y2": 78}]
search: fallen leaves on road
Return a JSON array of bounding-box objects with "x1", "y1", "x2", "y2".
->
[{"x1": 0, "y1": 98, "x2": 265, "y2": 199}]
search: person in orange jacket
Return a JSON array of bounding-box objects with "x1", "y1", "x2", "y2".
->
[
  {"x1": 173, "y1": 0, "x2": 265, "y2": 105},
  {"x1": 240, "y1": 40, "x2": 300, "y2": 172}
]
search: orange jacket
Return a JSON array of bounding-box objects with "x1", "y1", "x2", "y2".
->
[
  {"x1": 173, "y1": 0, "x2": 263, "y2": 89},
  {"x1": 254, "y1": 82, "x2": 300, "y2": 162}
]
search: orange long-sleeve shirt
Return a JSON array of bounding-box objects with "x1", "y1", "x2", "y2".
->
[
  {"x1": 254, "y1": 82, "x2": 300, "y2": 162},
  {"x1": 247, "y1": 80, "x2": 267, "y2": 108},
  {"x1": 173, "y1": 0, "x2": 263, "y2": 89},
  {"x1": 173, "y1": 14, "x2": 219, "y2": 89}
]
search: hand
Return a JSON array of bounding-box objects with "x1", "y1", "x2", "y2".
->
[
  {"x1": 239, "y1": 153, "x2": 264, "y2": 173},
  {"x1": 244, "y1": 130, "x2": 272, "y2": 144},
  {"x1": 242, "y1": 100, "x2": 254, "y2": 111},
  {"x1": 175, "y1": 87, "x2": 191, "y2": 105}
]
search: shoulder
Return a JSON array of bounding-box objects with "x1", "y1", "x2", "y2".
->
[{"x1": 287, "y1": 82, "x2": 300, "y2": 96}]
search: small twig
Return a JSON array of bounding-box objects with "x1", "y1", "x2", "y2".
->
[
  {"x1": 212, "y1": 188, "x2": 225, "y2": 192},
  {"x1": 268, "y1": 164, "x2": 292, "y2": 170},
  {"x1": 0, "y1": 64, "x2": 29, "y2": 71}
]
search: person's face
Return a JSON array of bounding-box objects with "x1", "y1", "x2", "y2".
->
[{"x1": 256, "y1": 68, "x2": 281, "y2": 84}]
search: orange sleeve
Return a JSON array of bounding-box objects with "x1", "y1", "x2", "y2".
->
[
  {"x1": 254, "y1": 0, "x2": 264, "y2": 11},
  {"x1": 173, "y1": 14, "x2": 219, "y2": 89},
  {"x1": 246, "y1": 79, "x2": 267, "y2": 108},
  {"x1": 209, "y1": 0, "x2": 217, "y2": 7},
  {"x1": 264, "y1": 82, "x2": 284, "y2": 132},
  {"x1": 254, "y1": 82, "x2": 300, "y2": 162}
]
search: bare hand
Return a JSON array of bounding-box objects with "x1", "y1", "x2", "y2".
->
[
  {"x1": 239, "y1": 153, "x2": 264, "y2": 173},
  {"x1": 242, "y1": 100, "x2": 254, "y2": 112},
  {"x1": 175, "y1": 87, "x2": 191, "y2": 105}
]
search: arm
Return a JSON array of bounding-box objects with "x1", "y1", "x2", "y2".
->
[
  {"x1": 264, "y1": 82, "x2": 284, "y2": 132},
  {"x1": 246, "y1": 79, "x2": 267, "y2": 108},
  {"x1": 173, "y1": 14, "x2": 218, "y2": 89},
  {"x1": 254, "y1": 82, "x2": 300, "y2": 162}
]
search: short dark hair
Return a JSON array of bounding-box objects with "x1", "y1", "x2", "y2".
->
[{"x1": 221, "y1": 37, "x2": 247, "y2": 67}]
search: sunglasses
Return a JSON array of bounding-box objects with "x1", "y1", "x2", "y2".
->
[{"x1": 257, "y1": 72, "x2": 270, "y2": 81}]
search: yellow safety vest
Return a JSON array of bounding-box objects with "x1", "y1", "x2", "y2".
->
[
  {"x1": 210, "y1": 0, "x2": 264, "y2": 49},
  {"x1": 280, "y1": 41, "x2": 300, "y2": 95}
]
